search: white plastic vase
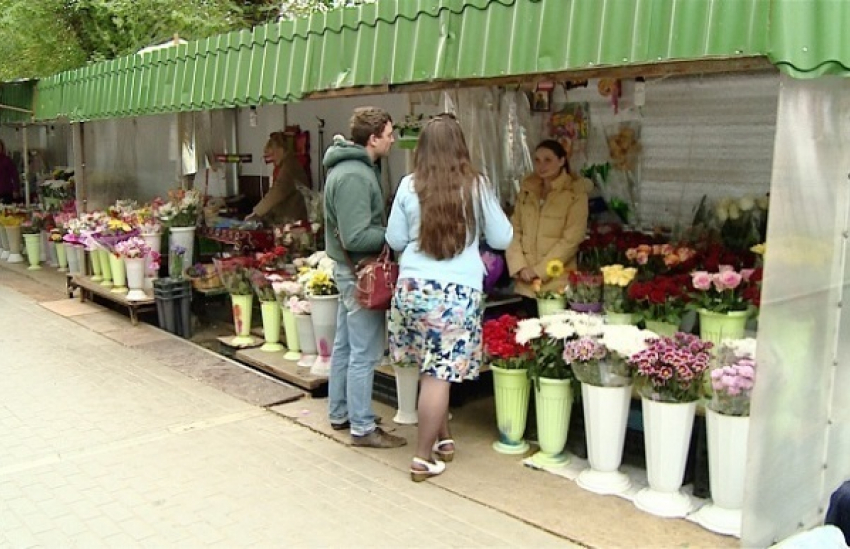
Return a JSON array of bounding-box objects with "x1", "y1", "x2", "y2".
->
[
  {"x1": 308, "y1": 295, "x2": 339, "y2": 377},
  {"x1": 48, "y1": 240, "x2": 58, "y2": 268},
  {"x1": 633, "y1": 398, "x2": 697, "y2": 518},
  {"x1": 66, "y1": 244, "x2": 81, "y2": 274},
  {"x1": 5, "y1": 225, "x2": 24, "y2": 263},
  {"x1": 169, "y1": 226, "x2": 195, "y2": 266},
  {"x1": 576, "y1": 383, "x2": 633, "y2": 495},
  {"x1": 141, "y1": 232, "x2": 162, "y2": 284},
  {"x1": 691, "y1": 409, "x2": 750, "y2": 537},
  {"x1": 124, "y1": 257, "x2": 148, "y2": 301},
  {"x1": 39, "y1": 231, "x2": 49, "y2": 263},
  {"x1": 0, "y1": 226, "x2": 9, "y2": 260},
  {"x1": 295, "y1": 313, "x2": 318, "y2": 368},
  {"x1": 392, "y1": 365, "x2": 419, "y2": 425}
]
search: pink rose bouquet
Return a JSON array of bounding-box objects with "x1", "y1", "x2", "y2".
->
[{"x1": 689, "y1": 265, "x2": 759, "y2": 313}]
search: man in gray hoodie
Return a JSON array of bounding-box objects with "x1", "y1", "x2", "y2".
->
[{"x1": 323, "y1": 107, "x2": 405, "y2": 448}]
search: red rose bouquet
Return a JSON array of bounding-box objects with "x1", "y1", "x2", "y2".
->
[
  {"x1": 628, "y1": 274, "x2": 691, "y2": 325},
  {"x1": 483, "y1": 314, "x2": 532, "y2": 370}
]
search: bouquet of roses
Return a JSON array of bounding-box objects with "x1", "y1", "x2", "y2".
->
[
  {"x1": 566, "y1": 270, "x2": 603, "y2": 305},
  {"x1": 250, "y1": 269, "x2": 279, "y2": 302},
  {"x1": 629, "y1": 332, "x2": 713, "y2": 402},
  {"x1": 113, "y1": 237, "x2": 151, "y2": 259},
  {"x1": 483, "y1": 314, "x2": 532, "y2": 370},
  {"x1": 625, "y1": 243, "x2": 697, "y2": 277},
  {"x1": 600, "y1": 264, "x2": 637, "y2": 313},
  {"x1": 213, "y1": 255, "x2": 256, "y2": 295},
  {"x1": 628, "y1": 274, "x2": 691, "y2": 325},
  {"x1": 710, "y1": 338, "x2": 757, "y2": 416},
  {"x1": 690, "y1": 266, "x2": 760, "y2": 314},
  {"x1": 271, "y1": 279, "x2": 303, "y2": 309},
  {"x1": 288, "y1": 296, "x2": 311, "y2": 315}
]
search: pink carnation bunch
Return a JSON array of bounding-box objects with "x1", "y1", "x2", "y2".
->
[
  {"x1": 562, "y1": 337, "x2": 607, "y2": 364},
  {"x1": 629, "y1": 332, "x2": 713, "y2": 402},
  {"x1": 710, "y1": 340, "x2": 757, "y2": 416}
]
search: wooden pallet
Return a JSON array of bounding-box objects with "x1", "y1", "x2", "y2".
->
[
  {"x1": 234, "y1": 347, "x2": 328, "y2": 393},
  {"x1": 72, "y1": 275, "x2": 156, "y2": 325}
]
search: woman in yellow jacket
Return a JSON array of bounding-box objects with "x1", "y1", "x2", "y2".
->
[{"x1": 506, "y1": 139, "x2": 591, "y2": 314}]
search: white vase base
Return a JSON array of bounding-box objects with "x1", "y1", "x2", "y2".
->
[
  {"x1": 531, "y1": 451, "x2": 570, "y2": 468},
  {"x1": 7, "y1": 253, "x2": 24, "y2": 263},
  {"x1": 297, "y1": 354, "x2": 316, "y2": 367},
  {"x1": 634, "y1": 487, "x2": 693, "y2": 518},
  {"x1": 58, "y1": 267, "x2": 67, "y2": 272},
  {"x1": 261, "y1": 342, "x2": 284, "y2": 352},
  {"x1": 691, "y1": 504, "x2": 742, "y2": 537},
  {"x1": 27, "y1": 265, "x2": 42, "y2": 271},
  {"x1": 110, "y1": 286, "x2": 128, "y2": 294},
  {"x1": 309, "y1": 356, "x2": 331, "y2": 377},
  {"x1": 492, "y1": 440, "x2": 530, "y2": 455},
  {"x1": 576, "y1": 468, "x2": 632, "y2": 495},
  {"x1": 126, "y1": 290, "x2": 148, "y2": 301},
  {"x1": 392, "y1": 411, "x2": 418, "y2": 425}
]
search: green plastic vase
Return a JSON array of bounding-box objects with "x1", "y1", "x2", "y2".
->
[
  {"x1": 605, "y1": 311, "x2": 634, "y2": 325},
  {"x1": 260, "y1": 300, "x2": 284, "y2": 352},
  {"x1": 98, "y1": 249, "x2": 113, "y2": 286},
  {"x1": 537, "y1": 297, "x2": 567, "y2": 317},
  {"x1": 644, "y1": 320, "x2": 678, "y2": 337},
  {"x1": 108, "y1": 253, "x2": 128, "y2": 293},
  {"x1": 281, "y1": 306, "x2": 301, "y2": 360},
  {"x1": 531, "y1": 378, "x2": 574, "y2": 468},
  {"x1": 491, "y1": 365, "x2": 531, "y2": 454},
  {"x1": 698, "y1": 309, "x2": 748, "y2": 346},
  {"x1": 55, "y1": 243, "x2": 68, "y2": 272},
  {"x1": 230, "y1": 294, "x2": 254, "y2": 346},
  {"x1": 89, "y1": 250, "x2": 103, "y2": 281},
  {"x1": 23, "y1": 234, "x2": 42, "y2": 270}
]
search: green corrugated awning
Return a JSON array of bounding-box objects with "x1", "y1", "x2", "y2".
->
[
  {"x1": 34, "y1": 0, "x2": 777, "y2": 122},
  {"x1": 768, "y1": 0, "x2": 850, "y2": 78},
  {"x1": 0, "y1": 81, "x2": 35, "y2": 124}
]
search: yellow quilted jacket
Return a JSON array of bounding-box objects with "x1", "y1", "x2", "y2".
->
[{"x1": 506, "y1": 171, "x2": 590, "y2": 298}]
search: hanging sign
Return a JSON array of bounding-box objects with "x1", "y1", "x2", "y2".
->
[{"x1": 214, "y1": 153, "x2": 252, "y2": 163}]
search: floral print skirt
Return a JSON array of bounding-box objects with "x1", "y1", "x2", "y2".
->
[{"x1": 388, "y1": 278, "x2": 484, "y2": 383}]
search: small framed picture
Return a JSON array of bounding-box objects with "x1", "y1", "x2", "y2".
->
[{"x1": 531, "y1": 89, "x2": 551, "y2": 112}]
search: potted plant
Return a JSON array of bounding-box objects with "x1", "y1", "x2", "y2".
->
[
  {"x1": 533, "y1": 259, "x2": 567, "y2": 316},
  {"x1": 693, "y1": 338, "x2": 756, "y2": 537},
  {"x1": 628, "y1": 332, "x2": 713, "y2": 518},
  {"x1": 20, "y1": 218, "x2": 43, "y2": 270},
  {"x1": 484, "y1": 314, "x2": 533, "y2": 454},
  {"x1": 572, "y1": 324, "x2": 656, "y2": 495},
  {"x1": 600, "y1": 264, "x2": 638, "y2": 325},
  {"x1": 519, "y1": 315, "x2": 577, "y2": 467},
  {"x1": 113, "y1": 236, "x2": 151, "y2": 301},
  {"x1": 394, "y1": 113, "x2": 426, "y2": 150},
  {"x1": 214, "y1": 255, "x2": 257, "y2": 346}
]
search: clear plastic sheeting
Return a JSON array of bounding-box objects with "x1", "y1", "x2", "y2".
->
[
  {"x1": 500, "y1": 90, "x2": 535, "y2": 207},
  {"x1": 743, "y1": 75, "x2": 850, "y2": 547}
]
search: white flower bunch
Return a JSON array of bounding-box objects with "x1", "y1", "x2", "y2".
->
[
  {"x1": 600, "y1": 324, "x2": 658, "y2": 360},
  {"x1": 180, "y1": 189, "x2": 202, "y2": 210},
  {"x1": 516, "y1": 318, "x2": 543, "y2": 345},
  {"x1": 720, "y1": 337, "x2": 757, "y2": 360},
  {"x1": 156, "y1": 202, "x2": 179, "y2": 220}
]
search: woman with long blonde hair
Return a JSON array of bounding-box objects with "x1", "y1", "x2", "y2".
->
[{"x1": 386, "y1": 114, "x2": 513, "y2": 482}]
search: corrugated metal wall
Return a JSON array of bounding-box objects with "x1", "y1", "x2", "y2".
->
[{"x1": 640, "y1": 72, "x2": 778, "y2": 230}]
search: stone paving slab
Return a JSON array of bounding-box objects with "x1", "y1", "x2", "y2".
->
[
  {"x1": 0, "y1": 282, "x2": 571, "y2": 548},
  {"x1": 39, "y1": 298, "x2": 105, "y2": 317}
]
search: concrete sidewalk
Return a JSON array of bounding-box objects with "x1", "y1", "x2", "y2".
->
[{"x1": 0, "y1": 272, "x2": 571, "y2": 548}]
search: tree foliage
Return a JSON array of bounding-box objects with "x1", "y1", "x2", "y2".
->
[{"x1": 0, "y1": 0, "x2": 376, "y2": 81}]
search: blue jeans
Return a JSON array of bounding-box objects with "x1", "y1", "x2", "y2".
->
[{"x1": 328, "y1": 265, "x2": 386, "y2": 436}]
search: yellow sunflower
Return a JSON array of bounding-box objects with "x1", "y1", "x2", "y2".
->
[{"x1": 545, "y1": 259, "x2": 565, "y2": 279}]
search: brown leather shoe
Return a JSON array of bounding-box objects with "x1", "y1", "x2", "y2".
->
[{"x1": 351, "y1": 427, "x2": 407, "y2": 448}]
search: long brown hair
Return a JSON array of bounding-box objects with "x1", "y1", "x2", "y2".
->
[{"x1": 413, "y1": 114, "x2": 481, "y2": 260}]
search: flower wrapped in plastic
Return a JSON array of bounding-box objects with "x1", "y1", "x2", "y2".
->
[
  {"x1": 271, "y1": 279, "x2": 303, "y2": 309},
  {"x1": 628, "y1": 332, "x2": 712, "y2": 402},
  {"x1": 213, "y1": 255, "x2": 256, "y2": 295},
  {"x1": 600, "y1": 264, "x2": 637, "y2": 314},
  {"x1": 113, "y1": 237, "x2": 151, "y2": 259},
  {"x1": 709, "y1": 338, "x2": 757, "y2": 417},
  {"x1": 156, "y1": 189, "x2": 201, "y2": 228},
  {"x1": 92, "y1": 215, "x2": 139, "y2": 250},
  {"x1": 570, "y1": 324, "x2": 657, "y2": 387},
  {"x1": 297, "y1": 251, "x2": 338, "y2": 296},
  {"x1": 250, "y1": 269, "x2": 280, "y2": 302}
]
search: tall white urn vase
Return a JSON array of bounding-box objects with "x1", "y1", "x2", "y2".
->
[
  {"x1": 124, "y1": 257, "x2": 148, "y2": 301},
  {"x1": 295, "y1": 313, "x2": 317, "y2": 367},
  {"x1": 576, "y1": 383, "x2": 633, "y2": 495},
  {"x1": 692, "y1": 409, "x2": 750, "y2": 537},
  {"x1": 392, "y1": 365, "x2": 419, "y2": 425},
  {"x1": 634, "y1": 398, "x2": 697, "y2": 518},
  {"x1": 169, "y1": 226, "x2": 195, "y2": 266},
  {"x1": 308, "y1": 295, "x2": 339, "y2": 377}
]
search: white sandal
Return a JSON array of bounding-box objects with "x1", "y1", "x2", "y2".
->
[
  {"x1": 432, "y1": 439, "x2": 455, "y2": 462},
  {"x1": 410, "y1": 457, "x2": 445, "y2": 482}
]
